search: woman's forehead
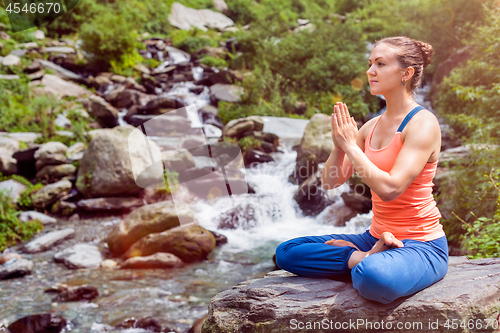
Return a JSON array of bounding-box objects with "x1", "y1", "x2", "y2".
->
[{"x1": 369, "y1": 43, "x2": 398, "y2": 62}]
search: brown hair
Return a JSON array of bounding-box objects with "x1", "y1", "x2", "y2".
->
[{"x1": 374, "y1": 36, "x2": 434, "y2": 92}]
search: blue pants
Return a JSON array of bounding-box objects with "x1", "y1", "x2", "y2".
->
[{"x1": 275, "y1": 230, "x2": 448, "y2": 304}]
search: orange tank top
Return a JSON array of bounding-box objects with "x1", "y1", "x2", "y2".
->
[{"x1": 364, "y1": 108, "x2": 445, "y2": 241}]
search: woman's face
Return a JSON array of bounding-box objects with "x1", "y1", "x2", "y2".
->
[{"x1": 367, "y1": 43, "x2": 405, "y2": 96}]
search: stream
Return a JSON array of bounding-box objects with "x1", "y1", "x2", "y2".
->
[{"x1": 1, "y1": 70, "x2": 435, "y2": 332}]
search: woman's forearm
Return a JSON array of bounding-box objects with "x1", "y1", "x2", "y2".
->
[
  {"x1": 344, "y1": 144, "x2": 398, "y2": 201},
  {"x1": 321, "y1": 146, "x2": 353, "y2": 190}
]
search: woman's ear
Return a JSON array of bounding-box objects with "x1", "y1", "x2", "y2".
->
[{"x1": 404, "y1": 67, "x2": 415, "y2": 81}]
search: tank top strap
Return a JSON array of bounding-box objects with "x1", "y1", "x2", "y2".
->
[{"x1": 396, "y1": 106, "x2": 426, "y2": 133}]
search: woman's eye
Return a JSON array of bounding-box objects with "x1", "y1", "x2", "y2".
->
[{"x1": 378, "y1": 62, "x2": 384, "y2": 66}]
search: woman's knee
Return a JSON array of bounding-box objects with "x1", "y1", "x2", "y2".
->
[
  {"x1": 275, "y1": 240, "x2": 296, "y2": 271},
  {"x1": 351, "y1": 259, "x2": 400, "y2": 304}
]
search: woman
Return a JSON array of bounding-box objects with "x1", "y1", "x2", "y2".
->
[{"x1": 275, "y1": 36, "x2": 448, "y2": 304}]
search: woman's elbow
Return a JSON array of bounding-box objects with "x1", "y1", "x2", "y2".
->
[{"x1": 378, "y1": 189, "x2": 402, "y2": 202}]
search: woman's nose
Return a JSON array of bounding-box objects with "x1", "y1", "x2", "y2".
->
[{"x1": 367, "y1": 65, "x2": 375, "y2": 76}]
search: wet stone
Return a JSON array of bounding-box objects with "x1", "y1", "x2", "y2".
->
[{"x1": 7, "y1": 314, "x2": 66, "y2": 333}]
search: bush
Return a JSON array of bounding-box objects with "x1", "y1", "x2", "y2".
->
[
  {"x1": 433, "y1": 6, "x2": 500, "y2": 249},
  {"x1": 79, "y1": 9, "x2": 144, "y2": 71},
  {"x1": 0, "y1": 191, "x2": 43, "y2": 252},
  {"x1": 461, "y1": 169, "x2": 500, "y2": 259}
]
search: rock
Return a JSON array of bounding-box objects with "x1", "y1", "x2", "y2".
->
[
  {"x1": 7, "y1": 132, "x2": 40, "y2": 143},
  {"x1": 0, "y1": 253, "x2": 23, "y2": 265},
  {"x1": 35, "y1": 153, "x2": 67, "y2": 171},
  {"x1": 76, "y1": 197, "x2": 144, "y2": 213},
  {"x1": 36, "y1": 164, "x2": 76, "y2": 182},
  {"x1": 19, "y1": 211, "x2": 57, "y2": 224},
  {"x1": 32, "y1": 179, "x2": 72, "y2": 209},
  {"x1": 208, "y1": 69, "x2": 243, "y2": 85},
  {"x1": 203, "y1": 257, "x2": 500, "y2": 333},
  {"x1": 120, "y1": 252, "x2": 184, "y2": 269},
  {"x1": 0, "y1": 74, "x2": 20, "y2": 80},
  {"x1": 66, "y1": 142, "x2": 85, "y2": 158},
  {"x1": 223, "y1": 116, "x2": 264, "y2": 139},
  {"x1": 168, "y1": 2, "x2": 234, "y2": 31},
  {"x1": 55, "y1": 113, "x2": 71, "y2": 129},
  {"x1": 210, "y1": 230, "x2": 228, "y2": 246},
  {"x1": 162, "y1": 149, "x2": 195, "y2": 172},
  {"x1": 124, "y1": 224, "x2": 216, "y2": 263},
  {"x1": 144, "y1": 96, "x2": 186, "y2": 113},
  {"x1": 189, "y1": 315, "x2": 208, "y2": 333},
  {"x1": 320, "y1": 202, "x2": 357, "y2": 227},
  {"x1": 115, "y1": 317, "x2": 165, "y2": 332},
  {"x1": 50, "y1": 200, "x2": 77, "y2": 216},
  {"x1": 0, "y1": 179, "x2": 26, "y2": 203},
  {"x1": 23, "y1": 228, "x2": 75, "y2": 253},
  {"x1": 85, "y1": 95, "x2": 119, "y2": 128},
  {"x1": 54, "y1": 243, "x2": 104, "y2": 269},
  {"x1": 76, "y1": 125, "x2": 163, "y2": 198},
  {"x1": 244, "y1": 149, "x2": 274, "y2": 167},
  {"x1": 93, "y1": 74, "x2": 112, "y2": 88},
  {"x1": 107, "y1": 201, "x2": 195, "y2": 256},
  {"x1": 0, "y1": 258, "x2": 33, "y2": 279},
  {"x1": 1, "y1": 54, "x2": 21, "y2": 66},
  {"x1": 37, "y1": 59, "x2": 82, "y2": 80},
  {"x1": 341, "y1": 191, "x2": 372, "y2": 214},
  {"x1": 297, "y1": 113, "x2": 334, "y2": 164},
  {"x1": 288, "y1": 150, "x2": 318, "y2": 185},
  {"x1": 127, "y1": 114, "x2": 192, "y2": 134},
  {"x1": 192, "y1": 46, "x2": 227, "y2": 60},
  {"x1": 31, "y1": 74, "x2": 89, "y2": 98},
  {"x1": 210, "y1": 83, "x2": 244, "y2": 103},
  {"x1": 34, "y1": 141, "x2": 68, "y2": 160},
  {"x1": 212, "y1": 0, "x2": 229, "y2": 14},
  {"x1": 34, "y1": 30, "x2": 45, "y2": 40},
  {"x1": 0, "y1": 151, "x2": 18, "y2": 175},
  {"x1": 41, "y1": 46, "x2": 75, "y2": 54},
  {"x1": 8, "y1": 314, "x2": 66, "y2": 333},
  {"x1": 101, "y1": 259, "x2": 118, "y2": 269},
  {"x1": 50, "y1": 285, "x2": 99, "y2": 302},
  {"x1": 294, "y1": 169, "x2": 333, "y2": 216},
  {"x1": 112, "y1": 89, "x2": 152, "y2": 109}
]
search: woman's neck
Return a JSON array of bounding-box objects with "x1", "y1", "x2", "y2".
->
[{"x1": 383, "y1": 90, "x2": 417, "y2": 119}]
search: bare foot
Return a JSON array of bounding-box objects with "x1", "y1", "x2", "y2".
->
[
  {"x1": 347, "y1": 232, "x2": 404, "y2": 269},
  {"x1": 324, "y1": 239, "x2": 360, "y2": 251},
  {"x1": 368, "y1": 232, "x2": 404, "y2": 255}
]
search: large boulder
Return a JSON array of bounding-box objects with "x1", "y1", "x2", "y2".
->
[
  {"x1": 297, "y1": 113, "x2": 334, "y2": 164},
  {"x1": 76, "y1": 125, "x2": 163, "y2": 198},
  {"x1": 107, "y1": 201, "x2": 195, "y2": 256},
  {"x1": 203, "y1": 257, "x2": 500, "y2": 333},
  {"x1": 124, "y1": 224, "x2": 216, "y2": 263}
]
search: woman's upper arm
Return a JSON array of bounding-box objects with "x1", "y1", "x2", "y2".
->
[{"x1": 387, "y1": 113, "x2": 441, "y2": 198}]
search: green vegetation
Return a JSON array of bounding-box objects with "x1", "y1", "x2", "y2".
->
[
  {"x1": 0, "y1": 190, "x2": 43, "y2": 252},
  {"x1": 432, "y1": 5, "x2": 500, "y2": 254},
  {"x1": 0, "y1": 0, "x2": 497, "y2": 256}
]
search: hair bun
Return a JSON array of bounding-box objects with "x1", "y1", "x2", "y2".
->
[{"x1": 415, "y1": 41, "x2": 434, "y2": 68}]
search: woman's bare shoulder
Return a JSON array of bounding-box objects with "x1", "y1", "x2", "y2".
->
[{"x1": 358, "y1": 116, "x2": 380, "y2": 141}]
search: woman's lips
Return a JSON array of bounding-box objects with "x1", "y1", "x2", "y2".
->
[{"x1": 369, "y1": 80, "x2": 378, "y2": 84}]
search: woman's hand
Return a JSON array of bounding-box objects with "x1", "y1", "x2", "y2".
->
[{"x1": 331, "y1": 102, "x2": 358, "y2": 153}]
